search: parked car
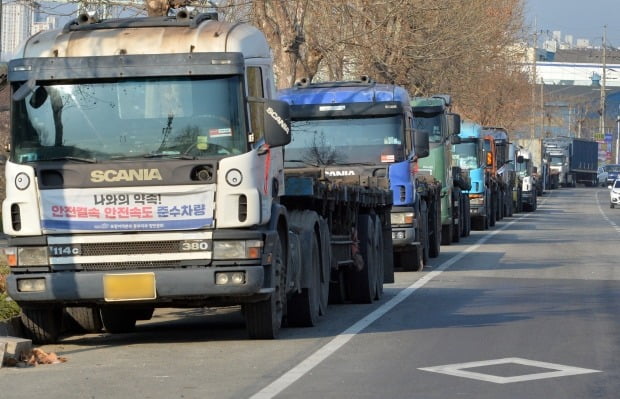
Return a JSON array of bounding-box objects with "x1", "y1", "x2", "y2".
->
[
  {"x1": 611, "y1": 179, "x2": 620, "y2": 208},
  {"x1": 603, "y1": 164, "x2": 620, "y2": 187},
  {"x1": 597, "y1": 166, "x2": 608, "y2": 187}
]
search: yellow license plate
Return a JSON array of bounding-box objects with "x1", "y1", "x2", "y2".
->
[{"x1": 103, "y1": 273, "x2": 156, "y2": 302}]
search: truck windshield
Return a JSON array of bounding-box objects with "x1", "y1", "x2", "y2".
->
[
  {"x1": 452, "y1": 142, "x2": 478, "y2": 169},
  {"x1": 516, "y1": 160, "x2": 530, "y2": 175},
  {"x1": 413, "y1": 114, "x2": 442, "y2": 144},
  {"x1": 549, "y1": 156, "x2": 564, "y2": 166},
  {"x1": 11, "y1": 76, "x2": 247, "y2": 163},
  {"x1": 285, "y1": 116, "x2": 405, "y2": 165}
]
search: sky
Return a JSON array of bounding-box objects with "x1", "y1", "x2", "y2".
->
[{"x1": 525, "y1": 0, "x2": 620, "y2": 48}]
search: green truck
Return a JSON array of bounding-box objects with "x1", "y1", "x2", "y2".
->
[{"x1": 411, "y1": 95, "x2": 471, "y2": 246}]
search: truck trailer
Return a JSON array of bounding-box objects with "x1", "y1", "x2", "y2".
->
[
  {"x1": 3, "y1": 11, "x2": 393, "y2": 343},
  {"x1": 543, "y1": 137, "x2": 598, "y2": 187}
]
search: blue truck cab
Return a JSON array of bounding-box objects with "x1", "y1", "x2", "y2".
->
[
  {"x1": 453, "y1": 120, "x2": 491, "y2": 230},
  {"x1": 277, "y1": 77, "x2": 428, "y2": 271}
]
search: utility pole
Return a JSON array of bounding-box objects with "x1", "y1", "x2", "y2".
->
[
  {"x1": 540, "y1": 78, "x2": 544, "y2": 137},
  {"x1": 600, "y1": 25, "x2": 607, "y2": 141},
  {"x1": 531, "y1": 22, "x2": 538, "y2": 140}
]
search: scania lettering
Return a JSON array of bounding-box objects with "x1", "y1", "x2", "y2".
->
[{"x1": 90, "y1": 169, "x2": 163, "y2": 183}]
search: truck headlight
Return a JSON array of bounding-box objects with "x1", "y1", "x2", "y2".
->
[
  {"x1": 213, "y1": 240, "x2": 262, "y2": 259},
  {"x1": 17, "y1": 247, "x2": 49, "y2": 266},
  {"x1": 391, "y1": 212, "x2": 414, "y2": 225}
]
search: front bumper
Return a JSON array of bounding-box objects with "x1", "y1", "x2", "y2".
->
[
  {"x1": 391, "y1": 226, "x2": 415, "y2": 247},
  {"x1": 522, "y1": 190, "x2": 535, "y2": 205},
  {"x1": 611, "y1": 192, "x2": 620, "y2": 204},
  {"x1": 7, "y1": 266, "x2": 267, "y2": 304}
]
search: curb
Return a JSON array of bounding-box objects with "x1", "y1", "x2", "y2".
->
[{"x1": 0, "y1": 316, "x2": 23, "y2": 338}]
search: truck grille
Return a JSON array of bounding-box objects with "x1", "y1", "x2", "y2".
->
[
  {"x1": 80, "y1": 260, "x2": 183, "y2": 272},
  {"x1": 79, "y1": 240, "x2": 183, "y2": 256}
]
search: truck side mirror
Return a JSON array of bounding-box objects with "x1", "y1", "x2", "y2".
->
[
  {"x1": 413, "y1": 129, "x2": 430, "y2": 159},
  {"x1": 450, "y1": 134, "x2": 461, "y2": 145},
  {"x1": 445, "y1": 113, "x2": 461, "y2": 135},
  {"x1": 252, "y1": 98, "x2": 291, "y2": 148},
  {"x1": 517, "y1": 155, "x2": 524, "y2": 163}
]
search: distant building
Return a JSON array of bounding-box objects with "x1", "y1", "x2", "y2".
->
[
  {"x1": 1, "y1": 0, "x2": 37, "y2": 61},
  {"x1": 576, "y1": 38, "x2": 591, "y2": 49},
  {"x1": 32, "y1": 16, "x2": 57, "y2": 35}
]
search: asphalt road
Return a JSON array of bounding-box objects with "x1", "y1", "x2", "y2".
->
[{"x1": 1, "y1": 187, "x2": 619, "y2": 399}]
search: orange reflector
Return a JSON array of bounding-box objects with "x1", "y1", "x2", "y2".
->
[
  {"x1": 247, "y1": 247, "x2": 261, "y2": 259},
  {"x1": 6, "y1": 254, "x2": 17, "y2": 267}
]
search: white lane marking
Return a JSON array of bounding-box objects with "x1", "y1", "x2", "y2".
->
[
  {"x1": 419, "y1": 357, "x2": 601, "y2": 384},
  {"x1": 251, "y1": 198, "x2": 548, "y2": 399},
  {"x1": 596, "y1": 191, "x2": 620, "y2": 232}
]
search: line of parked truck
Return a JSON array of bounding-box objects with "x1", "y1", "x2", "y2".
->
[{"x1": 1, "y1": 11, "x2": 541, "y2": 344}]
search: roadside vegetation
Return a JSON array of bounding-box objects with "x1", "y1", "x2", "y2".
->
[{"x1": 0, "y1": 263, "x2": 20, "y2": 320}]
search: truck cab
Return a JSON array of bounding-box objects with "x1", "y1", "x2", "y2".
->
[
  {"x1": 3, "y1": 12, "x2": 294, "y2": 342},
  {"x1": 277, "y1": 77, "x2": 426, "y2": 271},
  {"x1": 516, "y1": 148, "x2": 538, "y2": 211},
  {"x1": 411, "y1": 95, "x2": 469, "y2": 247},
  {"x1": 453, "y1": 120, "x2": 491, "y2": 230}
]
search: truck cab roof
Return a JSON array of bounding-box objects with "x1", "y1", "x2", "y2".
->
[
  {"x1": 277, "y1": 77, "x2": 410, "y2": 107},
  {"x1": 14, "y1": 12, "x2": 272, "y2": 61}
]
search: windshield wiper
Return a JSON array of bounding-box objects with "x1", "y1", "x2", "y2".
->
[
  {"x1": 44, "y1": 156, "x2": 97, "y2": 163},
  {"x1": 143, "y1": 153, "x2": 196, "y2": 160},
  {"x1": 329, "y1": 161, "x2": 377, "y2": 166},
  {"x1": 285, "y1": 159, "x2": 319, "y2": 167}
]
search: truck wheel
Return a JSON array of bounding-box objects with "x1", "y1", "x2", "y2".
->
[
  {"x1": 21, "y1": 306, "x2": 62, "y2": 344},
  {"x1": 244, "y1": 233, "x2": 286, "y2": 337},
  {"x1": 489, "y1": 196, "x2": 496, "y2": 227},
  {"x1": 64, "y1": 306, "x2": 103, "y2": 333},
  {"x1": 462, "y1": 199, "x2": 471, "y2": 237},
  {"x1": 400, "y1": 248, "x2": 422, "y2": 272},
  {"x1": 348, "y1": 214, "x2": 377, "y2": 304},
  {"x1": 372, "y1": 215, "x2": 385, "y2": 298},
  {"x1": 428, "y1": 201, "x2": 441, "y2": 258},
  {"x1": 381, "y1": 213, "x2": 395, "y2": 284},
  {"x1": 419, "y1": 200, "x2": 430, "y2": 264},
  {"x1": 441, "y1": 223, "x2": 453, "y2": 245},
  {"x1": 287, "y1": 230, "x2": 320, "y2": 327},
  {"x1": 318, "y1": 218, "x2": 332, "y2": 315},
  {"x1": 100, "y1": 307, "x2": 139, "y2": 334},
  {"x1": 328, "y1": 269, "x2": 347, "y2": 304}
]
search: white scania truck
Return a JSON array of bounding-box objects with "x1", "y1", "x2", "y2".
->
[{"x1": 3, "y1": 11, "x2": 393, "y2": 343}]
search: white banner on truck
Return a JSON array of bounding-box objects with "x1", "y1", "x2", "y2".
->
[{"x1": 39, "y1": 185, "x2": 215, "y2": 232}]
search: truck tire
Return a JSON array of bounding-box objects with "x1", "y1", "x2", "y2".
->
[
  {"x1": 287, "y1": 230, "x2": 320, "y2": 327},
  {"x1": 64, "y1": 306, "x2": 103, "y2": 333},
  {"x1": 400, "y1": 248, "x2": 422, "y2": 272},
  {"x1": 441, "y1": 223, "x2": 453, "y2": 245},
  {"x1": 318, "y1": 218, "x2": 332, "y2": 316},
  {"x1": 371, "y1": 215, "x2": 385, "y2": 298},
  {"x1": 348, "y1": 214, "x2": 377, "y2": 304},
  {"x1": 428, "y1": 200, "x2": 441, "y2": 258},
  {"x1": 489, "y1": 194, "x2": 496, "y2": 227},
  {"x1": 100, "y1": 307, "x2": 139, "y2": 334},
  {"x1": 21, "y1": 306, "x2": 62, "y2": 344},
  {"x1": 419, "y1": 200, "x2": 430, "y2": 264},
  {"x1": 381, "y1": 213, "x2": 395, "y2": 284},
  {"x1": 244, "y1": 232, "x2": 286, "y2": 337}
]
